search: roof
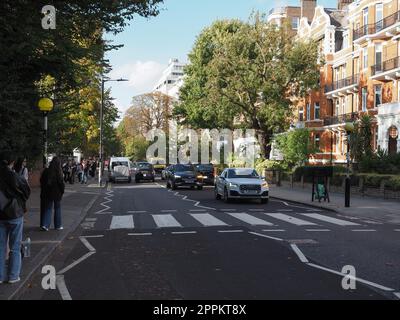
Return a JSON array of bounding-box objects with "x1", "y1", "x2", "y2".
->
[{"x1": 325, "y1": 8, "x2": 348, "y2": 28}]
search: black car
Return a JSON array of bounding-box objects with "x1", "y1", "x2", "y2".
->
[
  {"x1": 133, "y1": 162, "x2": 155, "y2": 183},
  {"x1": 194, "y1": 163, "x2": 215, "y2": 186},
  {"x1": 166, "y1": 164, "x2": 204, "y2": 190}
]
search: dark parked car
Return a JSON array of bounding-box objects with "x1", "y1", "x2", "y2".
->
[
  {"x1": 166, "y1": 164, "x2": 204, "y2": 190},
  {"x1": 133, "y1": 162, "x2": 155, "y2": 183},
  {"x1": 194, "y1": 163, "x2": 215, "y2": 185}
]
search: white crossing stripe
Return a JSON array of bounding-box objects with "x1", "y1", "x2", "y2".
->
[
  {"x1": 227, "y1": 213, "x2": 274, "y2": 226},
  {"x1": 191, "y1": 214, "x2": 228, "y2": 227},
  {"x1": 152, "y1": 214, "x2": 182, "y2": 228},
  {"x1": 265, "y1": 213, "x2": 317, "y2": 226},
  {"x1": 110, "y1": 215, "x2": 134, "y2": 230},
  {"x1": 302, "y1": 213, "x2": 360, "y2": 226}
]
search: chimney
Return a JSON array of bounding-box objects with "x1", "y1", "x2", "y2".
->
[
  {"x1": 301, "y1": 0, "x2": 317, "y2": 22},
  {"x1": 338, "y1": 0, "x2": 354, "y2": 10}
]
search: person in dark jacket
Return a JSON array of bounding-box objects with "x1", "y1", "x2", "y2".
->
[
  {"x1": 40, "y1": 157, "x2": 65, "y2": 231},
  {"x1": 0, "y1": 151, "x2": 30, "y2": 284}
]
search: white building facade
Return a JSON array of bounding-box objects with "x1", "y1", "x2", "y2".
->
[{"x1": 153, "y1": 58, "x2": 186, "y2": 100}]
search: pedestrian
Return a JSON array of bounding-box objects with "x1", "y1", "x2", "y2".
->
[
  {"x1": 62, "y1": 161, "x2": 70, "y2": 183},
  {"x1": 77, "y1": 162, "x2": 83, "y2": 183},
  {"x1": 82, "y1": 160, "x2": 89, "y2": 184},
  {"x1": 40, "y1": 157, "x2": 65, "y2": 231},
  {"x1": 14, "y1": 158, "x2": 29, "y2": 183},
  {"x1": 0, "y1": 151, "x2": 31, "y2": 284},
  {"x1": 90, "y1": 160, "x2": 96, "y2": 179}
]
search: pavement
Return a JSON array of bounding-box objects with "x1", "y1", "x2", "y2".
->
[
  {"x1": 270, "y1": 186, "x2": 400, "y2": 225},
  {"x1": 0, "y1": 179, "x2": 101, "y2": 300},
  {"x1": 16, "y1": 179, "x2": 400, "y2": 300}
]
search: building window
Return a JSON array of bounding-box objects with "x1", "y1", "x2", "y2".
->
[
  {"x1": 335, "y1": 100, "x2": 340, "y2": 116},
  {"x1": 375, "y1": 43, "x2": 383, "y2": 73},
  {"x1": 315, "y1": 134, "x2": 320, "y2": 149},
  {"x1": 354, "y1": 93, "x2": 359, "y2": 111},
  {"x1": 363, "y1": 7, "x2": 369, "y2": 28},
  {"x1": 374, "y1": 85, "x2": 382, "y2": 108},
  {"x1": 299, "y1": 107, "x2": 304, "y2": 122},
  {"x1": 362, "y1": 87, "x2": 368, "y2": 111},
  {"x1": 376, "y1": 3, "x2": 383, "y2": 31},
  {"x1": 307, "y1": 104, "x2": 311, "y2": 121},
  {"x1": 343, "y1": 33, "x2": 349, "y2": 49},
  {"x1": 292, "y1": 17, "x2": 300, "y2": 30},
  {"x1": 363, "y1": 47, "x2": 368, "y2": 70},
  {"x1": 315, "y1": 103, "x2": 320, "y2": 120}
]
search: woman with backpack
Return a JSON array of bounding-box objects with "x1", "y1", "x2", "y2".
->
[
  {"x1": 40, "y1": 157, "x2": 65, "y2": 231},
  {"x1": 0, "y1": 152, "x2": 31, "y2": 284},
  {"x1": 14, "y1": 158, "x2": 29, "y2": 183}
]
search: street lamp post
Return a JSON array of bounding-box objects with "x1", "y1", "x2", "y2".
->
[
  {"x1": 98, "y1": 77, "x2": 129, "y2": 186},
  {"x1": 38, "y1": 98, "x2": 54, "y2": 168},
  {"x1": 344, "y1": 122, "x2": 355, "y2": 208}
]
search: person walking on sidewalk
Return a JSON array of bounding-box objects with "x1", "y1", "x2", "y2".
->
[
  {"x1": 40, "y1": 157, "x2": 65, "y2": 231},
  {"x1": 14, "y1": 158, "x2": 29, "y2": 184},
  {"x1": 0, "y1": 151, "x2": 31, "y2": 284}
]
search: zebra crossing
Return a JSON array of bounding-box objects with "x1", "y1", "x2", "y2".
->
[{"x1": 98, "y1": 210, "x2": 364, "y2": 231}]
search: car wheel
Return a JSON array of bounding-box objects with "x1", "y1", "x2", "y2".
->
[
  {"x1": 166, "y1": 180, "x2": 171, "y2": 189},
  {"x1": 223, "y1": 188, "x2": 231, "y2": 203},
  {"x1": 128, "y1": 177, "x2": 132, "y2": 184},
  {"x1": 171, "y1": 182, "x2": 177, "y2": 190},
  {"x1": 215, "y1": 187, "x2": 221, "y2": 200}
]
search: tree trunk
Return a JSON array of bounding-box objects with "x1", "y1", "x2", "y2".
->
[{"x1": 257, "y1": 130, "x2": 271, "y2": 159}]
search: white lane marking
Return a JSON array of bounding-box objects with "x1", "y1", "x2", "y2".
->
[
  {"x1": 290, "y1": 244, "x2": 309, "y2": 263},
  {"x1": 161, "y1": 210, "x2": 178, "y2": 213},
  {"x1": 194, "y1": 204, "x2": 216, "y2": 211},
  {"x1": 127, "y1": 210, "x2": 146, "y2": 214},
  {"x1": 85, "y1": 218, "x2": 97, "y2": 222},
  {"x1": 307, "y1": 263, "x2": 395, "y2": 292},
  {"x1": 56, "y1": 275, "x2": 72, "y2": 300},
  {"x1": 152, "y1": 214, "x2": 182, "y2": 228},
  {"x1": 190, "y1": 209, "x2": 207, "y2": 212},
  {"x1": 249, "y1": 231, "x2": 283, "y2": 242},
  {"x1": 171, "y1": 231, "x2": 197, "y2": 235},
  {"x1": 262, "y1": 229, "x2": 286, "y2": 232},
  {"x1": 351, "y1": 229, "x2": 377, "y2": 232},
  {"x1": 81, "y1": 235, "x2": 104, "y2": 238},
  {"x1": 227, "y1": 213, "x2": 274, "y2": 226},
  {"x1": 79, "y1": 237, "x2": 96, "y2": 252},
  {"x1": 110, "y1": 215, "x2": 134, "y2": 230},
  {"x1": 277, "y1": 209, "x2": 293, "y2": 212},
  {"x1": 95, "y1": 190, "x2": 114, "y2": 214},
  {"x1": 394, "y1": 292, "x2": 400, "y2": 299},
  {"x1": 218, "y1": 230, "x2": 244, "y2": 233},
  {"x1": 58, "y1": 252, "x2": 95, "y2": 275},
  {"x1": 302, "y1": 213, "x2": 360, "y2": 226},
  {"x1": 306, "y1": 229, "x2": 331, "y2": 232},
  {"x1": 220, "y1": 209, "x2": 236, "y2": 212},
  {"x1": 128, "y1": 233, "x2": 152, "y2": 236},
  {"x1": 266, "y1": 213, "x2": 317, "y2": 226},
  {"x1": 191, "y1": 213, "x2": 228, "y2": 227},
  {"x1": 394, "y1": 230, "x2": 400, "y2": 232}
]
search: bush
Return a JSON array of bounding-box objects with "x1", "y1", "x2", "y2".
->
[
  {"x1": 359, "y1": 151, "x2": 400, "y2": 175},
  {"x1": 385, "y1": 176, "x2": 400, "y2": 191},
  {"x1": 362, "y1": 174, "x2": 387, "y2": 188}
]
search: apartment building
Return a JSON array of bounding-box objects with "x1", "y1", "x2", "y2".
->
[{"x1": 154, "y1": 58, "x2": 186, "y2": 100}]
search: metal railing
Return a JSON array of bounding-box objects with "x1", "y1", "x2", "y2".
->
[
  {"x1": 325, "y1": 74, "x2": 359, "y2": 93},
  {"x1": 353, "y1": 10, "x2": 400, "y2": 41},
  {"x1": 371, "y1": 56, "x2": 400, "y2": 75},
  {"x1": 323, "y1": 112, "x2": 359, "y2": 126}
]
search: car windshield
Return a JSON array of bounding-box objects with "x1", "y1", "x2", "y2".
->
[
  {"x1": 195, "y1": 164, "x2": 214, "y2": 171},
  {"x1": 175, "y1": 165, "x2": 194, "y2": 172},
  {"x1": 112, "y1": 162, "x2": 128, "y2": 169},
  {"x1": 137, "y1": 163, "x2": 152, "y2": 170},
  {"x1": 228, "y1": 169, "x2": 259, "y2": 179}
]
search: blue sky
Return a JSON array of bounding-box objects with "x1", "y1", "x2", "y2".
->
[{"x1": 106, "y1": 0, "x2": 337, "y2": 117}]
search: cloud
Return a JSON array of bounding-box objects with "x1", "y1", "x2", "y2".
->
[{"x1": 110, "y1": 60, "x2": 166, "y2": 94}]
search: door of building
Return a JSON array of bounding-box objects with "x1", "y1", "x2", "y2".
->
[{"x1": 388, "y1": 126, "x2": 398, "y2": 155}]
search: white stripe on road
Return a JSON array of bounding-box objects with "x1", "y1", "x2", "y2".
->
[
  {"x1": 81, "y1": 235, "x2": 104, "y2": 238},
  {"x1": 191, "y1": 214, "x2": 228, "y2": 227},
  {"x1": 227, "y1": 213, "x2": 274, "y2": 226},
  {"x1": 79, "y1": 237, "x2": 96, "y2": 252},
  {"x1": 351, "y1": 230, "x2": 377, "y2": 232},
  {"x1": 249, "y1": 231, "x2": 283, "y2": 242},
  {"x1": 56, "y1": 275, "x2": 72, "y2": 300},
  {"x1": 218, "y1": 230, "x2": 244, "y2": 233},
  {"x1": 171, "y1": 231, "x2": 197, "y2": 235},
  {"x1": 265, "y1": 213, "x2": 317, "y2": 226},
  {"x1": 220, "y1": 209, "x2": 236, "y2": 212},
  {"x1": 127, "y1": 211, "x2": 146, "y2": 214},
  {"x1": 58, "y1": 252, "x2": 95, "y2": 275},
  {"x1": 262, "y1": 229, "x2": 286, "y2": 232},
  {"x1": 152, "y1": 214, "x2": 182, "y2": 228},
  {"x1": 161, "y1": 210, "x2": 178, "y2": 213},
  {"x1": 290, "y1": 244, "x2": 309, "y2": 263},
  {"x1": 307, "y1": 263, "x2": 395, "y2": 292},
  {"x1": 190, "y1": 209, "x2": 207, "y2": 212},
  {"x1": 302, "y1": 213, "x2": 360, "y2": 226},
  {"x1": 306, "y1": 229, "x2": 331, "y2": 232},
  {"x1": 277, "y1": 209, "x2": 294, "y2": 212},
  {"x1": 394, "y1": 292, "x2": 400, "y2": 300},
  {"x1": 110, "y1": 215, "x2": 134, "y2": 230},
  {"x1": 128, "y1": 233, "x2": 152, "y2": 236}
]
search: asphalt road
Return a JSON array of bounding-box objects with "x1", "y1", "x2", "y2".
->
[{"x1": 19, "y1": 178, "x2": 400, "y2": 300}]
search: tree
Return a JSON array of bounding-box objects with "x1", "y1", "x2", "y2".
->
[
  {"x1": 350, "y1": 115, "x2": 373, "y2": 163},
  {"x1": 174, "y1": 13, "x2": 320, "y2": 158},
  {"x1": 275, "y1": 129, "x2": 318, "y2": 168}
]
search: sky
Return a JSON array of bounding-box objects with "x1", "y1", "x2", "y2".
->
[{"x1": 106, "y1": 0, "x2": 337, "y2": 119}]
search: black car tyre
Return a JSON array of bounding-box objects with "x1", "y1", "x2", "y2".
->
[
  {"x1": 128, "y1": 177, "x2": 132, "y2": 183},
  {"x1": 171, "y1": 181, "x2": 177, "y2": 190},
  {"x1": 215, "y1": 187, "x2": 221, "y2": 200}
]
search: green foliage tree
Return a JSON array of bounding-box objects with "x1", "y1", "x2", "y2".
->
[
  {"x1": 350, "y1": 115, "x2": 373, "y2": 163},
  {"x1": 275, "y1": 129, "x2": 318, "y2": 168},
  {"x1": 174, "y1": 13, "x2": 320, "y2": 158}
]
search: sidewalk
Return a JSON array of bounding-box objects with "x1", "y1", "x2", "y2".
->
[
  {"x1": 270, "y1": 186, "x2": 400, "y2": 225},
  {"x1": 0, "y1": 180, "x2": 102, "y2": 300}
]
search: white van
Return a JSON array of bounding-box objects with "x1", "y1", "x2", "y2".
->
[{"x1": 108, "y1": 157, "x2": 133, "y2": 183}]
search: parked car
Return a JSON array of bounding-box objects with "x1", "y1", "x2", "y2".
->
[
  {"x1": 215, "y1": 168, "x2": 269, "y2": 204},
  {"x1": 133, "y1": 162, "x2": 156, "y2": 183},
  {"x1": 108, "y1": 157, "x2": 133, "y2": 183},
  {"x1": 161, "y1": 165, "x2": 172, "y2": 181},
  {"x1": 166, "y1": 164, "x2": 204, "y2": 190},
  {"x1": 194, "y1": 163, "x2": 215, "y2": 185}
]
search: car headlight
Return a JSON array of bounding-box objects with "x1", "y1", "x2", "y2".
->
[
  {"x1": 262, "y1": 182, "x2": 269, "y2": 188},
  {"x1": 229, "y1": 182, "x2": 239, "y2": 188},
  {"x1": 174, "y1": 175, "x2": 182, "y2": 179}
]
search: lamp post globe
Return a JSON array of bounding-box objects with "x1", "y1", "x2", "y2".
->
[
  {"x1": 38, "y1": 98, "x2": 54, "y2": 168},
  {"x1": 38, "y1": 98, "x2": 54, "y2": 113}
]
